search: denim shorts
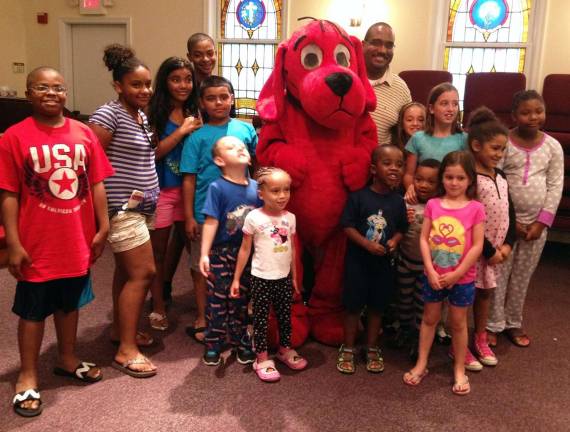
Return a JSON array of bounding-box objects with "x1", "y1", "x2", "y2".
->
[{"x1": 421, "y1": 276, "x2": 475, "y2": 307}]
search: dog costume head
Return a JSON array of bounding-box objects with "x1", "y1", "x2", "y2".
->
[{"x1": 257, "y1": 19, "x2": 376, "y2": 129}]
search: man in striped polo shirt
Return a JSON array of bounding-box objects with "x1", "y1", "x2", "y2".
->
[{"x1": 363, "y1": 22, "x2": 412, "y2": 146}]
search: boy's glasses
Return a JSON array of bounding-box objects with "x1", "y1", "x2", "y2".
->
[{"x1": 28, "y1": 85, "x2": 67, "y2": 94}]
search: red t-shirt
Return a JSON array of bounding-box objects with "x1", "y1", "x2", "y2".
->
[{"x1": 0, "y1": 117, "x2": 114, "y2": 282}]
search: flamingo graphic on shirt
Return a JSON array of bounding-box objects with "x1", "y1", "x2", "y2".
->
[{"x1": 429, "y1": 216, "x2": 465, "y2": 268}]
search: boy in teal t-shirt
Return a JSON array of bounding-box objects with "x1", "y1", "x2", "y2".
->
[{"x1": 180, "y1": 75, "x2": 257, "y2": 341}]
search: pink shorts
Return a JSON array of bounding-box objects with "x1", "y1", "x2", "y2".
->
[{"x1": 154, "y1": 187, "x2": 185, "y2": 229}]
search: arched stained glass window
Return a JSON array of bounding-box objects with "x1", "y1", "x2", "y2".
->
[
  {"x1": 218, "y1": 0, "x2": 283, "y2": 117},
  {"x1": 443, "y1": 0, "x2": 532, "y2": 108}
]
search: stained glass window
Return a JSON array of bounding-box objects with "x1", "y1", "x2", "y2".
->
[
  {"x1": 218, "y1": 0, "x2": 283, "y2": 117},
  {"x1": 444, "y1": 0, "x2": 531, "y2": 108}
]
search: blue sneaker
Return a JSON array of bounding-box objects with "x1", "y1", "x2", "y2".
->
[
  {"x1": 203, "y1": 350, "x2": 221, "y2": 366},
  {"x1": 236, "y1": 347, "x2": 256, "y2": 365}
]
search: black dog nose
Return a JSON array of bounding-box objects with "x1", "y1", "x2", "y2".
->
[{"x1": 325, "y1": 73, "x2": 353, "y2": 97}]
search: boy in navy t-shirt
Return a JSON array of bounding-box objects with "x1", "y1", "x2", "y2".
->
[
  {"x1": 338, "y1": 145, "x2": 408, "y2": 375},
  {"x1": 198, "y1": 136, "x2": 261, "y2": 366}
]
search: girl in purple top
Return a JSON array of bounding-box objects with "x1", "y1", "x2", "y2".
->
[
  {"x1": 89, "y1": 44, "x2": 158, "y2": 378},
  {"x1": 404, "y1": 151, "x2": 485, "y2": 396}
]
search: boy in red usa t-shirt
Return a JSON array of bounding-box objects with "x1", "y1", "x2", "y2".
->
[{"x1": 0, "y1": 67, "x2": 114, "y2": 418}]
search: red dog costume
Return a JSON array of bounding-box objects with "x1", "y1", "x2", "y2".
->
[{"x1": 256, "y1": 20, "x2": 377, "y2": 345}]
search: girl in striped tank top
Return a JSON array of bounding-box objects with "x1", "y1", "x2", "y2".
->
[{"x1": 89, "y1": 44, "x2": 158, "y2": 378}]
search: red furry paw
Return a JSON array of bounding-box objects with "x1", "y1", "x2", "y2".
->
[
  {"x1": 341, "y1": 148, "x2": 371, "y2": 191},
  {"x1": 309, "y1": 311, "x2": 345, "y2": 346},
  {"x1": 274, "y1": 146, "x2": 307, "y2": 188}
]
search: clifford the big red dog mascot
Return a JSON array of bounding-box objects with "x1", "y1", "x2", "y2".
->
[{"x1": 256, "y1": 19, "x2": 378, "y2": 346}]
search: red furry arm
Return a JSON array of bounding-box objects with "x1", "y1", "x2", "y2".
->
[
  {"x1": 257, "y1": 122, "x2": 307, "y2": 187},
  {"x1": 357, "y1": 113, "x2": 378, "y2": 154},
  {"x1": 340, "y1": 114, "x2": 378, "y2": 191}
]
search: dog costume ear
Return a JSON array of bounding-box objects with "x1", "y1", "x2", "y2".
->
[
  {"x1": 350, "y1": 35, "x2": 376, "y2": 113},
  {"x1": 257, "y1": 42, "x2": 287, "y2": 122}
]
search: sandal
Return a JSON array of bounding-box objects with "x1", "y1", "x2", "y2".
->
[
  {"x1": 13, "y1": 389, "x2": 42, "y2": 417},
  {"x1": 111, "y1": 331, "x2": 154, "y2": 347},
  {"x1": 403, "y1": 369, "x2": 429, "y2": 386},
  {"x1": 365, "y1": 347, "x2": 384, "y2": 373},
  {"x1": 53, "y1": 361, "x2": 102, "y2": 383},
  {"x1": 276, "y1": 349, "x2": 308, "y2": 371},
  {"x1": 112, "y1": 355, "x2": 157, "y2": 378},
  {"x1": 252, "y1": 359, "x2": 281, "y2": 382},
  {"x1": 336, "y1": 345, "x2": 355, "y2": 374},
  {"x1": 452, "y1": 376, "x2": 471, "y2": 395},
  {"x1": 185, "y1": 325, "x2": 206, "y2": 344},
  {"x1": 505, "y1": 328, "x2": 530, "y2": 347},
  {"x1": 149, "y1": 312, "x2": 169, "y2": 331}
]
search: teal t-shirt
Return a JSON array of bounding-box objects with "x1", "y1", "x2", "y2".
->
[
  {"x1": 405, "y1": 131, "x2": 467, "y2": 162},
  {"x1": 179, "y1": 119, "x2": 257, "y2": 224}
]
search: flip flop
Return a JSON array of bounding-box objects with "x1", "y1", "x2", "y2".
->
[
  {"x1": 13, "y1": 389, "x2": 42, "y2": 417},
  {"x1": 111, "y1": 331, "x2": 154, "y2": 347},
  {"x1": 403, "y1": 369, "x2": 429, "y2": 386},
  {"x1": 112, "y1": 356, "x2": 157, "y2": 378},
  {"x1": 506, "y1": 328, "x2": 530, "y2": 347},
  {"x1": 452, "y1": 376, "x2": 471, "y2": 396},
  {"x1": 53, "y1": 361, "x2": 102, "y2": 383},
  {"x1": 185, "y1": 326, "x2": 206, "y2": 345},
  {"x1": 253, "y1": 359, "x2": 281, "y2": 382}
]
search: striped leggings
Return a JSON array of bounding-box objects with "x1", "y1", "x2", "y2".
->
[{"x1": 396, "y1": 253, "x2": 425, "y2": 332}]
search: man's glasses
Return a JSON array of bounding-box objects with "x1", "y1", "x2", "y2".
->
[
  {"x1": 364, "y1": 39, "x2": 395, "y2": 50},
  {"x1": 28, "y1": 85, "x2": 67, "y2": 94}
]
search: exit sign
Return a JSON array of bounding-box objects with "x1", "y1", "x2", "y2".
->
[{"x1": 79, "y1": 0, "x2": 107, "y2": 15}]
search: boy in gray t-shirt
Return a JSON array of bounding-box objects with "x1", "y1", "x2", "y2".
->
[{"x1": 395, "y1": 159, "x2": 439, "y2": 355}]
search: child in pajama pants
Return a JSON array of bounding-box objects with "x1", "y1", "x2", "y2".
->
[
  {"x1": 198, "y1": 136, "x2": 260, "y2": 367},
  {"x1": 488, "y1": 90, "x2": 564, "y2": 347}
]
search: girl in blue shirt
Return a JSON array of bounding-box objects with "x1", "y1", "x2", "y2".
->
[
  {"x1": 404, "y1": 83, "x2": 467, "y2": 204},
  {"x1": 147, "y1": 57, "x2": 202, "y2": 331}
]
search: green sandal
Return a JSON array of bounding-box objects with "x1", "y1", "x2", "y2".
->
[
  {"x1": 337, "y1": 345, "x2": 355, "y2": 374},
  {"x1": 366, "y1": 346, "x2": 384, "y2": 373}
]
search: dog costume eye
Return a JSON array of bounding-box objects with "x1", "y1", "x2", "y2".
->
[
  {"x1": 301, "y1": 44, "x2": 323, "y2": 70},
  {"x1": 334, "y1": 44, "x2": 351, "y2": 67}
]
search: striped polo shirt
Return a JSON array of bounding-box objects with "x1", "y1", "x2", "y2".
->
[
  {"x1": 89, "y1": 100, "x2": 159, "y2": 215},
  {"x1": 369, "y1": 68, "x2": 411, "y2": 146}
]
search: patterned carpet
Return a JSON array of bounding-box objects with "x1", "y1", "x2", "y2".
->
[{"x1": 0, "y1": 241, "x2": 569, "y2": 432}]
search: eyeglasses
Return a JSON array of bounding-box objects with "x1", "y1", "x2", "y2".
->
[
  {"x1": 28, "y1": 85, "x2": 67, "y2": 94},
  {"x1": 364, "y1": 39, "x2": 395, "y2": 50},
  {"x1": 140, "y1": 122, "x2": 158, "y2": 150}
]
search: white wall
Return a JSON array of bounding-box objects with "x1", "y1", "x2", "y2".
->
[
  {"x1": 539, "y1": 0, "x2": 570, "y2": 90},
  {"x1": 287, "y1": 0, "x2": 437, "y2": 73},
  {"x1": 0, "y1": 0, "x2": 27, "y2": 97},
  {"x1": 1, "y1": 0, "x2": 568, "y2": 100},
  {"x1": 0, "y1": 0, "x2": 205, "y2": 97}
]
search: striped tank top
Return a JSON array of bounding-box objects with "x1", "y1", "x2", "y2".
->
[{"x1": 89, "y1": 100, "x2": 159, "y2": 215}]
